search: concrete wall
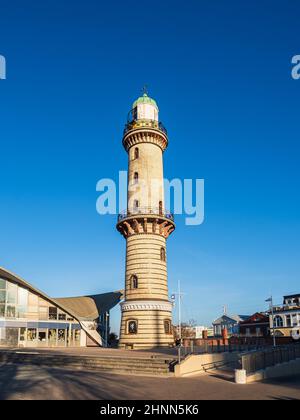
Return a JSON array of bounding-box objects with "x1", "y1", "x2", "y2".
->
[
  {"x1": 174, "y1": 352, "x2": 238, "y2": 377},
  {"x1": 247, "y1": 358, "x2": 300, "y2": 383}
]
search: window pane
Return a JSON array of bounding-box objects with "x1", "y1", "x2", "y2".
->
[
  {"x1": 48, "y1": 329, "x2": 57, "y2": 344},
  {"x1": 7, "y1": 283, "x2": 17, "y2": 304},
  {"x1": 28, "y1": 293, "x2": 38, "y2": 306},
  {"x1": 6, "y1": 305, "x2": 16, "y2": 318},
  {"x1": 58, "y1": 329, "x2": 66, "y2": 343},
  {"x1": 19, "y1": 327, "x2": 26, "y2": 342},
  {"x1": 0, "y1": 304, "x2": 5, "y2": 317},
  {"x1": 128, "y1": 320, "x2": 137, "y2": 334},
  {"x1": 39, "y1": 307, "x2": 48, "y2": 320},
  {"x1": 0, "y1": 279, "x2": 6, "y2": 289},
  {"x1": 28, "y1": 306, "x2": 38, "y2": 314},
  {"x1": 38, "y1": 329, "x2": 47, "y2": 342},
  {"x1": 17, "y1": 305, "x2": 27, "y2": 318},
  {"x1": 49, "y1": 307, "x2": 57, "y2": 320},
  {"x1": 0, "y1": 291, "x2": 6, "y2": 303},
  {"x1": 58, "y1": 312, "x2": 66, "y2": 321},
  {"x1": 5, "y1": 328, "x2": 18, "y2": 346},
  {"x1": 7, "y1": 282, "x2": 17, "y2": 292},
  {"x1": 18, "y1": 287, "x2": 28, "y2": 306},
  {"x1": 74, "y1": 329, "x2": 80, "y2": 342},
  {"x1": 27, "y1": 328, "x2": 37, "y2": 341},
  {"x1": 7, "y1": 292, "x2": 16, "y2": 304}
]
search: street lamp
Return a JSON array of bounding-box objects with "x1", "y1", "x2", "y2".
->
[
  {"x1": 105, "y1": 312, "x2": 110, "y2": 348},
  {"x1": 266, "y1": 296, "x2": 276, "y2": 347},
  {"x1": 171, "y1": 280, "x2": 184, "y2": 363}
]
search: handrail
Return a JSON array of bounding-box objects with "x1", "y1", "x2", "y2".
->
[
  {"x1": 240, "y1": 343, "x2": 300, "y2": 374},
  {"x1": 124, "y1": 119, "x2": 167, "y2": 136}
]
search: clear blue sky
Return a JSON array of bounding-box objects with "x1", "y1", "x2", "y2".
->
[{"x1": 1, "y1": 0, "x2": 299, "y2": 333}]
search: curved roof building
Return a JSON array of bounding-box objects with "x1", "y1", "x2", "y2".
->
[{"x1": 0, "y1": 267, "x2": 123, "y2": 348}]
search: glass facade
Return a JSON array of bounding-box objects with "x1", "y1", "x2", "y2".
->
[{"x1": 0, "y1": 278, "x2": 81, "y2": 347}]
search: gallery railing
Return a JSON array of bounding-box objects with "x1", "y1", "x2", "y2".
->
[
  {"x1": 124, "y1": 119, "x2": 168, "y2": 136},
  {"x1": 118, "y1": 207, "x2": 174, "y2": 222}
]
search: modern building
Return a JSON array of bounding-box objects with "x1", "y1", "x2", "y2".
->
[
  {"x1": 116, "y1": 92, "x2": 175, "y2": 349},
  {"x1": 239, "y1": 312, "x2": 270, "y2": 338},
  {"x1": 0, "y1": 267, "x2": 122, "y2": 348},
  {"x1": 270, "y1": 293, "x2": 300, "y2": 338},
  {"x1": 213, "y1": 314, "x2": 249, "y2": 337}
]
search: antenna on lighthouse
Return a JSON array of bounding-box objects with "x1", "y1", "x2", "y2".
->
[{"x1": 142, "y1": 85, "x2": 148, "y2": 96}]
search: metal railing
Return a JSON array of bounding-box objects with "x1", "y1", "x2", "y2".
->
[
  {"x1": 118, "y1": 207, "x2": 174, "y2": 222},
  {"x1": 178, "y1": 342, "x2": 267, "y2": 360},
  {"x1": 124, "y1": 119, "x2": 167, "y2": 136},
  {"x1": 240, "y1": 344, "x2": 300, "y2": 374}
]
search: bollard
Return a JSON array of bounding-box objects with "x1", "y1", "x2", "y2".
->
[{"x1": 235, "y1": 369, "x2": 247, "y2": 384}]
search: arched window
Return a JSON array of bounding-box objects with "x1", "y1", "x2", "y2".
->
[
  {"x1": 128, "y1": 320, "x2": 138, "y2": 334},
  {"x1": 131, "y1": 275, "x2": 138, "y2": 289},
  {"x1": 134, "y1": 172, "x2": 138, "y2": 184},
  {"x1": 274, "y1": 315, "x2": 284, "y2": 328},
  {"x1": 134, "y1": 147, "x2": 139, "y2": 159},
  {"x1": 160, "y1": 247, "x2": 166, "y2": 262},
  {"x1": 164, "y1": 319, "x2": 172, "y2": 334}
]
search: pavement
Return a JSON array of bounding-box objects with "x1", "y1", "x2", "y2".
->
[
  {"x1": 0, "y1": 346, "x2": 179, "y2": 359},
  {"x1": 0, "y1": 362, "x2": 299, "y2": 400}
]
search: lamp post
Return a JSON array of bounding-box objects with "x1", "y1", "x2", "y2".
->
[
  {"x1": 266, "y1": 296, "x2": 276, "y2": 348},
  {"x1": 105, "y1": 312, "x2": 109, "y2": 348},
  {"x1": 171, "y1": 280, "x2": 184, "y2": 363}
]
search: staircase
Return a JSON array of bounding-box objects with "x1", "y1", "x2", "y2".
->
[{"x1": 0, "y1": 351, "x2": 175, "y2": 376}]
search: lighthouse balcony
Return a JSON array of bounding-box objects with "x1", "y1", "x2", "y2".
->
[
  {"x1": 118, "y1": 207, "x2": 174, "y2": 223},
  {"x1": 124, "y1": 119, "x2": 167, "y2": 136},
  {"x1": 117, "y1": 207, "x2": 175, "y2": 238}
]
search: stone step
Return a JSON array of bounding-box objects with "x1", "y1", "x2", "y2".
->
[
  {"x1": 0, "y1": 355, "x2": 170, "y2": 366},
  {"x1": 0, "y1": 352, "x2": 175, "y2": 376},
  {"x1": 0, "y1": 353, "x2": 171, "y2": 363}
]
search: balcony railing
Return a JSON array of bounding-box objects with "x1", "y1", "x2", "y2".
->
[
  {"x1": 118, "y1": 207, "x2": 174, "y2": 222},
  {"x1": 124, "y1": 119, "x2": 167, "y2": 136}
]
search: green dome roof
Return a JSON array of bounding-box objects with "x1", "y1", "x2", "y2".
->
[{"x1": 132, "y1": 93, "x2": 158, "y2": 109}]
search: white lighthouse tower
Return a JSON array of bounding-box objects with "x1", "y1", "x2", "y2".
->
[{"x1": 117, "y1": 92, "x2": 175, "y2": 349}]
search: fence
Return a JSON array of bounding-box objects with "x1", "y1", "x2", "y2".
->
[
  {"x1": 178, "y1": 341, "x2": 267, "y2": 360},
  {"x1": 177, "y1": 340, "x2": 262, "y2": 360},
  {"x1": 240, "y1": 344, "x2": 300, "y2": 374}
]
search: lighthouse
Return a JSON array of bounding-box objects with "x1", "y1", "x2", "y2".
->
[{"x1": 117, "y1": 92, "x2": 175, "y2": 349}]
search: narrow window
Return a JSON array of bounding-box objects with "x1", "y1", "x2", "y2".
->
[
  {"x1": 164, "y1": 320, "x2": 171, "y2": 334},
  {"x1": 160, "y1": 247, "x2": 166, "y2": 262},
  {"x1": 134, "y1": 200, "x2": 139, "y2": 210},
  {"x1": 134, "y1": 147, "x2": 139, "y2": 159},
  {"x1": 159, "y1": 201, "x2": 163, "y2": 215},
  {"x1": 128, "y1": 320, "x2": 138, "y2": 334},
  {"x1": 134, "y1": 172, "x2": 138, "y2": 184},
  {"x1": 131, "y1": 275, "x2": 138, "y2": 289}
]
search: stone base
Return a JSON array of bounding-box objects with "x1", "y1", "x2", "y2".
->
[{"x1": 119, "y1": 301, "x2": 174, "y2": 349}]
